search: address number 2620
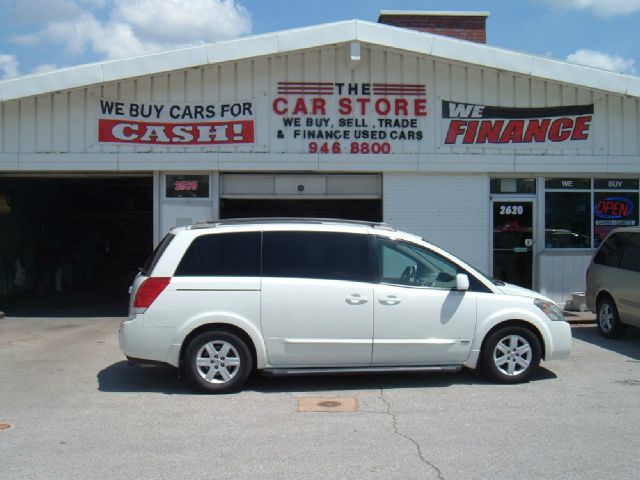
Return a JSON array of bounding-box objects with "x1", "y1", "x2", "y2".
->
[{"x1": 499, "y1": 205, "x2": 524, "y2": 215}]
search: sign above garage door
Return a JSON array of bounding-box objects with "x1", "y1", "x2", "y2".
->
[{"x1": 97, "y1": 98, "x2": 256, "y2": 147}]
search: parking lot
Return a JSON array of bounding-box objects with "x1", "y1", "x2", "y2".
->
[{"x1": 1, "y1": 316, "x2": 639, "y2": 480}]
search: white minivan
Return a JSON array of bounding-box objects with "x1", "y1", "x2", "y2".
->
[{"x1": 119, "y1": 218, "x2": 571, "y2": 393}]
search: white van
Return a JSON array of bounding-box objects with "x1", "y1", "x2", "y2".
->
[{"x1": 120, "y1": 218, "x2": 571, "y2": 393}]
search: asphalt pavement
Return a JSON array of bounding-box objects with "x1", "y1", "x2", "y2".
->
[{"x1": 1, "y1": 316, "x2": 639, "y2": 480}]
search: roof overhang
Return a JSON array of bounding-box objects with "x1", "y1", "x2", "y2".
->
[{"x1": 1, "y1": 19, "x2": 639, "y2": 101}]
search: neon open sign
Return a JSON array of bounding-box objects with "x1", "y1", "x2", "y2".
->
[{"x1": 594, "y1": 197, "x2": 634, "y2": 219}]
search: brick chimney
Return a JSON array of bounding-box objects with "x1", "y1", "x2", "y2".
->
[{"x1": 377, "y1": 11, "x2": 489, "y2": 44}]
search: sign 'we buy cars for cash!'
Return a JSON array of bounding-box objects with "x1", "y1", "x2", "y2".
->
[{"x1": 97, "y1": 98, "x2": 255, "y2": 147}]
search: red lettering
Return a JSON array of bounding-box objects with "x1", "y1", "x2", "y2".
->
[
  {"x1": 292, "y1": 98, "x2": 308, "y2": 115},
  {"x1": 523, "y1": 119, "x2": 550, "y2": 143},
  {"x1": 394, "y1": 98, "x2": 408, "y2": 116},
  {"x1": 338, "y1": 98, "x2": 352, "y2": 115},
  {"x1": 311, "y1": 98, "x2": 326, "y2": 115},
  {"x1": 414, "y1": 98, "x2": 427, "y2": 117},
  {"x1": 548, "y1": 118, "x2": 573, "y2": 142},
  {"x1": 499, "y1": 120, "x2": 524, "y2": 143},
  {"x1": 375, "y1": 98, "x2": 391, "y2": 115},
  {"x1": 272, "y1": 97, "x2": 288, "y2": 115},
  {"x1": 463, "y1": 120, "x2": 479, "y2": 144},
  {"x1": 571, "y1": 115, "x2": 591, "y2": 140},
  {"x1": 356, "y1": 98, "x2": 371, "y2": 115},
  {"x1": 445, "y1": 120, "x2": 467, "y2": 144},
  {"x1": 476, "y1": 120, "x2": 504, "y2": 143}
]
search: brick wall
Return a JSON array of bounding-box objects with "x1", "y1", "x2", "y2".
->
[
  {"x1": 383, "y1": 173, "x2": 490, "y2": 272},
  {"x1": 378, "y1": 12, "x2": 487, "y2": 44}
]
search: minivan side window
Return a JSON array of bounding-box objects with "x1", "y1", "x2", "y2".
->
[
  {"x1": 174, "y1": 232, "x2": 261, "y2": 276},
  {"x1": 593, "y1": 232, "x2": 631, "y2": 268},
  {"x1": 619, "y1": 233, "x2": 640, "y2": 273},
  {"x1": 376, "y1": 237, "x2": 459, "y2": 289},
  {"x1": 262, "y1": 231, "x2": 372, "y2": 282}
]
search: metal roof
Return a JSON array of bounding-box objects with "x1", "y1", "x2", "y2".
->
[{"x1": 1, "y1": 19, "x2": 639, "y2": 101}]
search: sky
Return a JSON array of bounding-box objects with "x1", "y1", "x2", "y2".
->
[{"x1": 1, "y1": 0, "x2": 640, "y2": 81}]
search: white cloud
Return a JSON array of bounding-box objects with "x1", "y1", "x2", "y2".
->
[
  {"x1": 539, "y1": 0, "x2": 640, "y2": 16},
  {"x1": 0, "y1": 54, "x2": 20, "y2": 80},
  {"x1": 12, "y1": 0, "x2": 252, "y2": 65},
  {"x1": 114, "y1": 0, "x2": 251, "y2": 44},
  {"x1": 566, "y1": 49, "x2": 636, "y2": 73}
]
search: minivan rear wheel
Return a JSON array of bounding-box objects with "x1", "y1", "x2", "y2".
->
[
  {"x1": 183, "y1": 330, "x2": 252, "y2": 393},
  {"x1": 596, "y1": 296, "x2": 625, "y2": 339},
  {"x1": 480, "y1": 326, "x2": 541, "y2": 384}
]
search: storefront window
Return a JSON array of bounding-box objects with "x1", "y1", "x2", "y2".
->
[
  {"x1": 545, "y1": 192, "x2": 591, "y2": 248},
  {"x1": 593, "y1": 190, "x2": 638, "y2": 247},
  {"x1": 544, "y1": 177, "x2": 640, "y2": 249},
  {"x1": 165, "y1": 175, "x2": 210, "y2": 198}
]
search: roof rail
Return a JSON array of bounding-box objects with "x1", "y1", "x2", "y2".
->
[{"x1": 189, "y1": 217, "x2": 394, "y2": 231}]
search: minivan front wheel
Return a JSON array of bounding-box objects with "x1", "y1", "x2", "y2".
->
[
  {"x1": 481, "y1": 326, "x2": 541, "y2": 384},
  {"x1": 184, "y1": 330, "x2": 252, "y2": 393},
  {"x1": 597, "y1": 297, "x2": 625, "y2": 339}
]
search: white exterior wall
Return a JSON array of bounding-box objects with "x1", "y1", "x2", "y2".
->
[
  {"x1": 538, "y1": 252, "x2": 593, "y2": 305},
  {"x1": 383, "y1": 173, "x2": 490, "y2": 272},
  {"x1": 0, "y1": 43, "x2": 639, "y2": 172}
]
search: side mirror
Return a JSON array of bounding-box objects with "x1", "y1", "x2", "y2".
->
[{"x1": 456, "y1": 273, "x2": 470, "y2": 291}]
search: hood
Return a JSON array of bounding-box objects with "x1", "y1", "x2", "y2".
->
[{"x1": 495, "y1": 282, "x2": 554, "y2": 303}]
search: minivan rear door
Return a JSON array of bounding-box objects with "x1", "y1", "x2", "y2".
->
[{"x1": 260, "y1": 231, "x2": 374, "y2": 366}]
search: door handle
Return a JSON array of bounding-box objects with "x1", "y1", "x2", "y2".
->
[
  {"x1": 379, "y1": 295, "x2": 401, "y2": 306},
  {"x1": 346, "y1": 294, "x2": 368, "y2": 305}
]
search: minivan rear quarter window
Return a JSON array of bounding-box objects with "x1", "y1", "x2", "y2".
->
[
  {"x1": 175, "y1": 232, "x2": 261, "y2": 276},
  {"x1": 593, "y1": 232, "x2": 631, "y2": 267},
  {"x1": 262, "y1": 231, "x2": 372, "y2": 282},
  {"x1": 620, "y1": 233, "x2": 640, "y2": 273}
]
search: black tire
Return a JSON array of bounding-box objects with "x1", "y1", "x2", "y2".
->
[
  {"x1": 183, "y1": 330, "x2": 252, "y2": 393},
  {"x1": 480, "y1": 326, "x2": 541, "y2": 384},
  {"x1": 596, "y1": 296, "x2": 626, "y2": 339}
]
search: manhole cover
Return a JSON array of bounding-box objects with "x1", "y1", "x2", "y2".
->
[
  {"x1": 0, "y1": 423, "x2": 13, "y2": 431},
  {"x1": 298, "y1": 397, "x2": 358, "y2": 412},
  {"x1": 615, "y1": 379, "x2": 640, "y2": 386}
]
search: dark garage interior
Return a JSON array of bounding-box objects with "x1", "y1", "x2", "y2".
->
[
  {"x1": 0, "y1": 176, "x2": 153, "y2": 316},
  {"x1": 220, "y1": 198, "x2": 383, "y2": 222}
]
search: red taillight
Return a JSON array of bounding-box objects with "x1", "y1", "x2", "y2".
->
[{"x1": 134, "y1": 277, "x2": 171, "y2": 309}]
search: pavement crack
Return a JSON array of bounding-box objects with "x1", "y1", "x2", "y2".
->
[{"x1": 379, "y1": 388, "x2": 445, "y2": 480}]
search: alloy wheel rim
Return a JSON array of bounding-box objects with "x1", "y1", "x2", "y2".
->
[
  {"x1": 599, "y1": 304, "x2": 613, "y2": 332},
  {"x1": 196, "y1": 340, "x2": 241, "y2": 384},
  {"x1": 493, "y1": 334, "x2": 532, "y2": 376}
]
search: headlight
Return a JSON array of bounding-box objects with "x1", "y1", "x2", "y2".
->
[{"x1": 534, "y1": 299, "x2": 565, "y2": 321}]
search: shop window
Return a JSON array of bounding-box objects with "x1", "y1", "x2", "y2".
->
[
  {"x1": 490, "y1": 178, "x2": 536, "y2": 194},
  {"x1": 166, "y1": 174, "x2": 210, "y2": 198},
  {"x1": 545, "y1": 192, "x2": 591, "y2": 248},
  {"x1": 544, "y1": 177, "x2": 640, "y2": 249},
  {"x1": 593, "y1": 192, "x2": 639, "y2": 247}
]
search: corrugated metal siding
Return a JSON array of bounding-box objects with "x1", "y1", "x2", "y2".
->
[
  {"x1": 0, "y1": 43, "x2": 638, "y2": 167},
  {"x1": 538, "y1": 251, "x2": 593, "y2": 305},
  {"x1": 383, "y1": 173, "x2": 490, "y2": 272}
]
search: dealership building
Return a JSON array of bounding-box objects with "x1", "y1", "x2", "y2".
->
[{"x1": 1, "y1": 11, "x2": 639, "y2": 311}]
